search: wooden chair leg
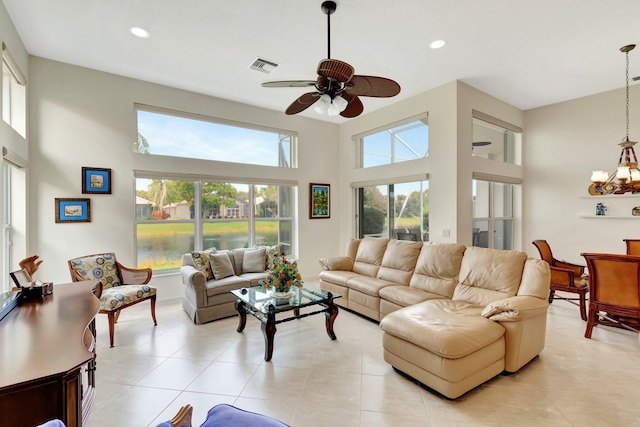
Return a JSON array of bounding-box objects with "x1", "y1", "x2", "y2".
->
[
  {"x1": 579, "y1": 290, "x2": 587, "y2": 321},
  {"x1": 548, "y1": 289, "x2": 555, "y2": 304},
  {"x1": 585, "y1": 302, "x2": 597, "y2": 338},
  {"x1": 150, "y1": 295, "x2": 158, "y2": 325},
  {"x1": 115, "y1": 310, "x2": 122, "y2": 323},
  {"x1": 107, "y1": 311, "x2": 116, "y2": 347}
]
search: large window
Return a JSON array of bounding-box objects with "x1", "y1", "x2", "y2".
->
[
  {"x1": 356, "y1": 180, "x2": 429, "y2": 241},
  {"x1": 359, "y1": 116, "x2": 428, "y2": 168},
  {"x1": 2, "y1": 44, "x2": 26, "y2": 138},
  {"x1": 136, "y1": 107, "x2": 296, "y2": 168},
  {"x1": 472, "y1": 180, "x2": 514, "y2": 250},
  {"x1": 136, "y1": 177, "x2": 295, "y2": 271}
]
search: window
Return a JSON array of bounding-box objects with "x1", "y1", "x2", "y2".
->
[
  {"x1": 136, "y1": 107, "x2": 296, "y2": 168},
  {"x1": 136, "y1": 177, "x2": 296, "y2": 271},
  {"x1": 472, "y1": 180, "x2": 514, "y2": 250},
  {"x1": 2, "y1": 44, "x2": 27, "y2": 138},
  {"x1": 356, "y1": 180, "x2": 429, "y2": 241},
  {"x1": 2, "y1": 157, "x2": 26, "y2": 292},
  {"x1": 472, "y1": 111, "x2": 521, "y2": 165},
  {"x1": 358, "y1": 116, "x2": 428, "y2": 168}
]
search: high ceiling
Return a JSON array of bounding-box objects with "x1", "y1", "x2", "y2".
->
[{"x1": 3, "y1": 0, "x2": 640, "y2": 122}]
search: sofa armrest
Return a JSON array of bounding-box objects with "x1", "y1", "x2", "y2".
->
[
  {"x1": 319, "y1": 256, "x2": 353, "y2": 271},
  {"x1": 481, "y1": 296, "x2": 548, "y2": 321},
  {"x1": 180, "y1": 265, "x2": 206, "y2": 291}
]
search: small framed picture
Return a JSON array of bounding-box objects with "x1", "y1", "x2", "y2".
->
[
  {"x1": 82, "y1": 167, "x2": 112, "y2": 194},
  {"x1": 10, "y1": 268, "x2": 32, "y2": 288},
  {"x1": 310, "y1": 183, "x2": 330, "y2": 219},
  {"x1": 55, "y1": 198, "x2": 91, "y2": 223}
]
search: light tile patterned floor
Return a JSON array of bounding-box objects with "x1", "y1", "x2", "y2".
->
[{"x1": 86, "y1": 284, "x2": 640, "y2": 427}]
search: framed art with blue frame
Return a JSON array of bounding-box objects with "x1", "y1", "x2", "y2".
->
[
  {"x1": 55, "y1": 198, "x2": 91, "y2": 223},
  {"x1": 82, "y1": 167, "x2": 112, "y2": 194},
  {"x1": 310, "y1": 183, "x2": 330, "y2": 219}
]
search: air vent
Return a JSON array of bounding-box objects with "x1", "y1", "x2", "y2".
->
[{"x1": 249, "y1": 58, "x2": 279, "y2": 74}]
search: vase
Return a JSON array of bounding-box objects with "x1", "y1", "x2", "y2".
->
[{"x1": 269, "y1": 289, "x2": 295, "y2": 305}]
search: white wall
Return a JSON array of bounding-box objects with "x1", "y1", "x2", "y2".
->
[
  {"x1": 28, "y1": 57, "x2": 339, "y2": 299},
  {"x1": 524, "y1": 84, "x2": 640, "y2": 264}
]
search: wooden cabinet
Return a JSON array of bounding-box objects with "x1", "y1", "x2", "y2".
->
[{"x1": 0, "y1": 281, "x2": 100, "y2": 427}]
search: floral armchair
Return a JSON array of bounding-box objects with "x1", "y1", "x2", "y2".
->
[{"x1": 67, "y1": 253, "x2": 156, "y2": 347}]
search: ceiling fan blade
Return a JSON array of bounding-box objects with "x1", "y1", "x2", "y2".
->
[
  {"x1": 317, "y1": 59, "x2": 354, "y2": 82},
  {"x1": 285, "y1": 92, "x2": 320, "y2": 115},
  {"x1": 347, "y1": 75, "x2": 401, "y2": 97},
  {"x1": 262, "y1": 80, "x2": 317, "y2": 88},
  {"x1": 339, "y1": 92, "x2": 364, "y2": 118}
]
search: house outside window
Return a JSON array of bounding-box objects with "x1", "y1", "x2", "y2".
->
[{"x1": 358, "y1": 116, "x2": 428, "y2": 168}]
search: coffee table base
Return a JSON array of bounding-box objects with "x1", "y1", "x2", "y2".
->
[{"x1": 234, "y1": 297, "x2": 339, "y2": 361}]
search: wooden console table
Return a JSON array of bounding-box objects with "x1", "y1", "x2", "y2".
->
[{"x1": 0, "y1": 281, "x2": 100, "y2": 427}]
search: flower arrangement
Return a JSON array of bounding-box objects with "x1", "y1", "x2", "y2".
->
[{"x1": 259, "y1": 250, "x2": 303, "y2": 293}]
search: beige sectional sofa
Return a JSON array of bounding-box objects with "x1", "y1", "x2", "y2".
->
[
  {"x1": 319, "y1": 237, "x2": 550, "y2": 398},
  {"x1": 181, "y1": 246, "x2": 275, "y2": 324}
]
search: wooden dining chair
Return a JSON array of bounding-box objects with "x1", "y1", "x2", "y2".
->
[
  {"x1": 532, "y1": 240, "x2": 588, "y2": 320},
  {"x1": 623, "y1": 239, "x2": 640, "y2": 255},
  {"x1": 581, "y1": 253, "x2": 640, "y2": 338}
]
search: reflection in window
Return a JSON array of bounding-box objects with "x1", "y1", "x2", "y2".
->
[
  {"x1": 135, "y1": 178, "x2": 296, "y2": 271},
  {"x1": 357, "y1": 181, "x2": 429, "y2": 241},
  {"x1": 472, "y1": 180, "x2": 514, "y2": 250},
  {"x1": 472, "y1": 117, "x2": 521, "y2": 165},
  {"x1": 359, "y1": 117, "x2": 428, "y2": 168}
]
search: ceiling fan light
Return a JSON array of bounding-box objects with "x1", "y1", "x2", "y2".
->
[
  {"x1": 313, "y1": 94, "x2": 332, "y2": 114},
  {"x1": 327, "y1": 102, "x2": 340, "y2": 116},
  {"x1": 332, "y1": 95, "x2": 349, "y2": 112}
]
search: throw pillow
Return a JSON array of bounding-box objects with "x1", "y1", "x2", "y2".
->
[
  {"x1": 209, "y1": 252, "x2": 235, "y2": 280},
  {"x1": 191, "y1": 251, "x2": 214, "y2": 280},
  {"x1": 256, "y1": 244, "x2": 283, "y2": 270},
  {"x1": 242, "y1": 248, "x2": 266, "y2": 273}
]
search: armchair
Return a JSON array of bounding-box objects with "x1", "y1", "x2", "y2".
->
[
  {"x1": 68, "y1": 253, "x2": 157, "y2": 347},
  {"x1": 581, "y1": 253, "x2": 640, "y2": 338},
  {"x1": 532, "y1": 240, "x2": 588, "y2": 320}
]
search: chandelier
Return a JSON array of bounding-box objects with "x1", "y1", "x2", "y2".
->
[{"x1": 589, "y1": 44, "x2": 640, "y2": 195}]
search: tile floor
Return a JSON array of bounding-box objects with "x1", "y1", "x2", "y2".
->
[{"x1": 86, "y1": 283, "x2": 640, "y2": 427}]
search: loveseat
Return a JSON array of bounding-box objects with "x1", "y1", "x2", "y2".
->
[
  {"x1": 319, "y1": 238, "x2": 550, "y2": 398},
  {"x1": 181, "y1": 246, "x2": 278, "y2": 324}
]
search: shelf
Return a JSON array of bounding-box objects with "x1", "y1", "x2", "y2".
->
[
  {"x1": 578, "y1": 214, "x2": 640, "y2": 219},
  {"x1": 579, "y1": 194, "x2": 640, "y2": 199}
]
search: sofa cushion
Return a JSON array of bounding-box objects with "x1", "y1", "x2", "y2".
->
[
  {"x1": 346, "y1": 275, "x2": 396, "y2": 297},
  {"x1": 410, "y1": 243, "x2": 465, "y2": 298},
  {"x1": 352, "y1": 238, "x2": 389, "y2": 277},
  {"x1": 379, "y1": 285, "x2": 446, "y2": 308},
  {"x1": 319, "y1": 269, "x2": 361, "y2": 286},
  {"x1": 205, "y1": 275, "x2": 250, "y2": 297},
  {"x1": 210, "y1": 252, "x2": 235, "y2": 280},
  {"x1": 380, "y1": 299, "x2": 504, "y2": 359},
  {"x1": 255, "y1": 244, "x2": 283, "y2": 270},
  {"x1": 376, "y1": 240, "x2": 422, "y2": 285},
  {"x1": 453, "y1": 247, "x2": 527, "y2": 306},
  {"x1": 191, "y1": 251, "x2": 214, "y2": 280},
  {"x1": 242, "y1": 248, "x2": 266, "y2": 273}
]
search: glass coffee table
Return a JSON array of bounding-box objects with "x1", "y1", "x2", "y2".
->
[{"x1": 230, "y1": 287, "x2": 340, "y2": 361}]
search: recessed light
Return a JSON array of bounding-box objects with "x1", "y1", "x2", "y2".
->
[
  {"x1": 130, "y1": 27, "x2": 150, "y2": 38},
  {"x1": 430, "y1": 39, "x2": 446, "y2": 49}
]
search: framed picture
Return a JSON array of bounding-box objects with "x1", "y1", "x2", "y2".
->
[
  {"x1": 10, "y1": 268, "x2": 32, "y2": 288},
  {"x1": 310, "y1": 183, "x2": 330, "y2": 219},
  {"x1": 82, "y1": 167, "x2": 112, "y2": 194},
  {"x1": 55, "y1": 198, "x2": 91, "y2": 223}
]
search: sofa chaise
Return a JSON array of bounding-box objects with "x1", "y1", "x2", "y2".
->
[{"x1": 319, "y1": 238, "x2": 550, "y2": 398}]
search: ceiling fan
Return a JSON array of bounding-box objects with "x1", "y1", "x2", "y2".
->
[{"x1": 261, "y1": 1, "x2": 401, "y2": 118}]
